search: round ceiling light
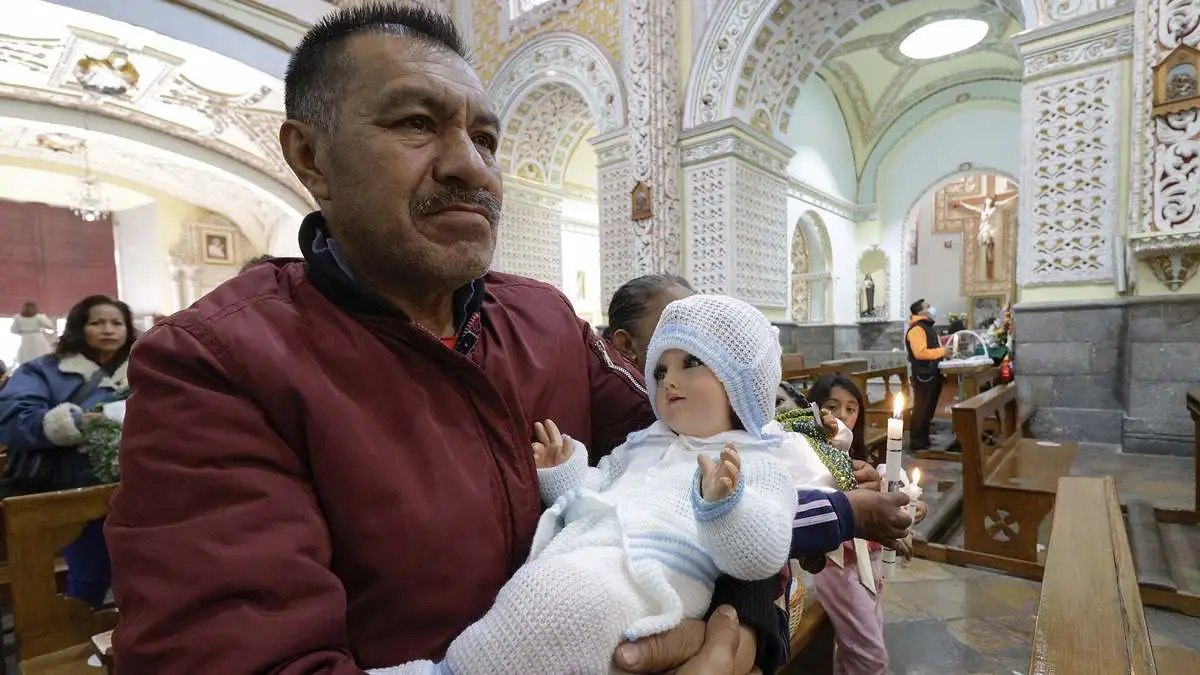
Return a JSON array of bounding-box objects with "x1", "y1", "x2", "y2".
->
[{"x1": 899, "y1": 19, "x2": 990, "y2": 60}]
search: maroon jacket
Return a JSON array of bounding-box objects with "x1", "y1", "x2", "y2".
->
[{"x1": 106, "y1": 215, "x2": 782, "y2": 673}]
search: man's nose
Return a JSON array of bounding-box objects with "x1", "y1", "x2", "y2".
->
[{"x1": 432, "y1": 130, "x2": 493, "y2": 190}]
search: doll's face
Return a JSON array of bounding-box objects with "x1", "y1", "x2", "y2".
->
[{"x1": 652, "y1": 349, "x2": 734, "y2": 438}]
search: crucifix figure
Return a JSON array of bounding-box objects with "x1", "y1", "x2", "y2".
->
[{"x1": 952, "y1": 182, "x2": 1018, "y2": 280}]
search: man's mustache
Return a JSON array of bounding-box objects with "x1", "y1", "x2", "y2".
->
[{"x1": 412, "y1": 187, "x2": 502, "y2": 226}]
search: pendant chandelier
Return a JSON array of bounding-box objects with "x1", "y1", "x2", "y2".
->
[{"x1": 72, "y1": 142, "x2": 109, "y2": 223}]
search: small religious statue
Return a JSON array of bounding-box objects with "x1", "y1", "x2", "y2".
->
[
  {"x1": 863, "y1": 274, "x2": 876, "y2": 315},
  {"x1": 953, "y1": 194, "x2": 1017, "y2": 280}
]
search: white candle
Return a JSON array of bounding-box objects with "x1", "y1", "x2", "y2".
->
[{"x1": 881, "y1": 394, "x2": 906, "y2": 579}]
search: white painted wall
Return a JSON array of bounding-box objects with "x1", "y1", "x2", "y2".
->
[
  {"x1": 113, "y1": 204, "x2": 173, "y2": 316},
  {"x1": 875, "y1": 104, "x2": 1020, "y2": 324},
  {"x1": 906, "y1": 197, "x2": 968, "y2": 319},
  {"x1": 783, "y1": 75, "x2": 857, "y2": 202}
]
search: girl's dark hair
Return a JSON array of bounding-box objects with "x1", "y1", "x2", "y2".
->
[
  {"x1": 56, "y1": 295, "x2": 137, "y2": 367},
  {"x1": 603, "y1": 274, "x2": 693, "y2": 341},
  {"x1": 808, "y1": 374, "x2": 868, "y2": 461},
  {"x1": 20, "y1": 301, "x2": 37, "y2": 317}
]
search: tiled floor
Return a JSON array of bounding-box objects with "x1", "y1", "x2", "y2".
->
[{"x1": 879, "y1": 558, "x2": 1200, "y2": 675}]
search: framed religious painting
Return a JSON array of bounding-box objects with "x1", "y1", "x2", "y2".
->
[
  {"x1": 1153, "y1": 44, "x2": 1200, "y2": 117},
  {"x1": 967, "y1": 295, "x2": 1005, "y2": 329},
  {"x1": 200, "y1": 229, "x2": 235, "y2": 265},
  {"x1": 631, "y1": 181, "x2": 652, "y2": 221}
]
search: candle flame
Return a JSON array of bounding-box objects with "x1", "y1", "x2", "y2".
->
[
  {"x1": 912, "y1": 467, "x2": 921, "y2": 485},
  {"x1": 893, "y1": 393, "x2": 905, "y2": 418}
]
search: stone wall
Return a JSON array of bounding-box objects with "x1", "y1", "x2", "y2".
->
[
  {"x1": 859, "y1": 321, "x2": 907, "y2": 351},
  {"x1": 776, "y1": 324, "x2": 834, "y2": 363},
  {"x1": 1013, "y1": 297, "x2": 1199, "y2": 455}
]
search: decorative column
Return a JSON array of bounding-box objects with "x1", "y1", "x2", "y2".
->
[
  {"x1": 592, "y1": 129, "x2": 634, "y2": 307},
  {"x1": 679, "y1": 120, "x2": 793, "y2": 312},
  {"x1": 1014, "y1": 5, "x2": 1132, "y2": 287},
  {"x1": 494, "y1": 181, "x2": 564, "y2": 288},
  {"x1": 624, "y1": 0, "x2": 682, "y2": 274}
]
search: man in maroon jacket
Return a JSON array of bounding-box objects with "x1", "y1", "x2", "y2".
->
[{"x1": 106, "y1": 4, "x2": 909, "y2": 674}]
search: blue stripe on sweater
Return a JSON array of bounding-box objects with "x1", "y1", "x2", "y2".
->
[{"x1": 627, "y1": 532, "x2": 721, "y2": 580}]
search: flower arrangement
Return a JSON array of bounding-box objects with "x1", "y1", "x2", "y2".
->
[
  {"x1": 81, "y1": 389, "x2": 129, "y2": 484},
  {"x1": 947, "y1": 312, "x2": 966, "y2": 324}
]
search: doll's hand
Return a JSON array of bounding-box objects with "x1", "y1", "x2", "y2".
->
[
  {"x1": 820, "y1": 410, "x2": 839, "y2": 435},
  {"x1": 698, "y1": 444, "x2": 741, "y2": 502},
  {"x1": 913, "y1": 499, "x2": 928, "y2": 524},
  {"x1": 532, "y1": 420, "x2": 573, "y2": 469},
  {"x1": 80, "y1": 412, "x2": 103, "y2": 425}
]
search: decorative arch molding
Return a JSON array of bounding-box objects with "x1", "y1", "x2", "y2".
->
[
  {"x1": 683, "y1": 0, "x2": 1032, "y2": 135},
  {"x1": 859, "y1": 86, "x2": 1021, "y2": 205},
  {"x1": 488, "y1": 32, "x2": 626, "y2": 136},
  {"x1": 0, "y1": 98, "x2": 306, "y2": 253},
  {"x1": 791, "y1": 210, "x2": 833, "y2": 323}
]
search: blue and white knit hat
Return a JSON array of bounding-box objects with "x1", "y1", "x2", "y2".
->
[{"x1": 644, "y1": 294, "x2": 782, "y2": 439}]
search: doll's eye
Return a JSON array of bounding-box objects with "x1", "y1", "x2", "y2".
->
[
  {"x1": 683, "y1": 355, "x2": 704, "y2": 368},
  {"x1": 653, "y1": 366, "x2": 667, "y2": 381}
]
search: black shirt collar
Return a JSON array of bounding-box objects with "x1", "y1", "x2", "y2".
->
[{"x1": 298, "y1": 211, "x2": 485, "y2": 332}]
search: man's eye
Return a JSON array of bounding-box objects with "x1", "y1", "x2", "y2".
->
[
  {"x1": 399, "y1": 116, "x2": 433, "y2": 132},
  {"x1": 472, "y1": 133, "x2": 498, "y2": 152}
]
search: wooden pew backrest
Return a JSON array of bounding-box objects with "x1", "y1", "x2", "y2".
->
[
  {"x1": 1029, "y1": 477, "x2": 1156, "y2": 675},
  {"x1": 781, "y1": 353, "x2": 805, "y2": 372},
  {"x1": 850, "y1": 366, "x2": 911, "y2": 430},
  {"x1": 4, "y1": 484, "x2": 118, "y2": 661},
  {"x1": 782, "y1": 364, "x2": 839, "y2": 389}
]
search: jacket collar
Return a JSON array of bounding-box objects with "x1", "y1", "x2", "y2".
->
[
  {"x1": 57, "y1": 353, "x2": 128, "y2": 390},
  {"x1": 298, "y1": 211, "x2": 485, "y2": 332}
]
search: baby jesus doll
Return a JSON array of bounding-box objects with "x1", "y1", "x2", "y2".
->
[{"x1": 376, "y1": 295, "x2": 876, "y2": 675}]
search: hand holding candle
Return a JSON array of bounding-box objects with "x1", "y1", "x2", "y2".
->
[{"x1": 881, "y1": 393, "x2": 906, "y2": 579}]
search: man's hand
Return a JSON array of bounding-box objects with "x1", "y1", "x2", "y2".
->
[
  {"x1": 845, "y1": 489, "x2": 911, "y2": 548},
  {"x1": 531, "y1": 420, "x2": 572, "y2": 469},
  {"x1": 851, "y1": 460, "x2": 881, "y2": 492},
  {"x1": 613, "y1": 608, "x2": 760, "y2": 675},
  {"x1": 895, "y1": 534, "x2": 914, "y2": 561}
]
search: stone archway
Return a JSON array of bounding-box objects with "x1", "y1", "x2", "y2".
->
[{"x1": 486, "y1": 33, "x2": 625, "y2": 295}]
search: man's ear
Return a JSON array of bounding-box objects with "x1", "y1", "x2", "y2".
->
[
  {"x1": 279, "y1": 120, "x2": 331, "y2": 202},
  {"x1": 609, "y1": 329, "x2": 638, "y2": 366}
]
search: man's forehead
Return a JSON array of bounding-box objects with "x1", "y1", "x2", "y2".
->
[{"x1": 344, "y1": 31, "x2": 483, "y2": 92}]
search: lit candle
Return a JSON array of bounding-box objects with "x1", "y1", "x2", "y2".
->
[{"x1": 881, "y1": 394, "x2": 906, "y2": 579}]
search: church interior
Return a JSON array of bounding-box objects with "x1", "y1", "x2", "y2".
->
[{"x1": 0, "y1": 0, "x2": 1197, "y2": 673}]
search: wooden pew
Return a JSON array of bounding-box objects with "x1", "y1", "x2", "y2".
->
[
  {"x1": 954, "y1": 383, "x2": 1077, "y2": 563},
  {"x1": 1029, "y1": 477, "x2": 1157, "y2": 675},
  {"x1": 781, "y1": 353, "x2": 805, "y2": 373},
  {"x1": 818, "y1": 358, "x2": 867, "y2": 378},
  {"x1": 1189, "y1": 389, "x2": 1199, "y2": 512},
  {"x1": 5, "y1": 484, "x2": 118, "y2": 674},
  {"x1": 850, "y1": 366, "x2": 911, "y2": 435},
  {"x1": 781, "y1": 364, "x2": 839, "y2": 390}
]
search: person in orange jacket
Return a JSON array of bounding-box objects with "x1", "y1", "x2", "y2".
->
[{"x1": 905, "y1": 299, "x2": 946, "y2": 450}]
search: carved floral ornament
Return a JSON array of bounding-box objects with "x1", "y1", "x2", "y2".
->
[{"x1": 1130, "y1": 0, "x2": 1200, "y2": 269}]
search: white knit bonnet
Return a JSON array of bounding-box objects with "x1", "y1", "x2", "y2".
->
[{"x1": 644, "y1": 294, "x2": 782, "y2": 439}]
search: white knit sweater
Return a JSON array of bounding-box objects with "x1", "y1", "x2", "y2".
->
[{"x1": 373, "y1": 423, "x2": 839, "y2": 675}]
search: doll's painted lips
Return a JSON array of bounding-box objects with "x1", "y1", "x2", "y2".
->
[{"x1": 667, "y1": 394, "x2": 685, "y2": 403}]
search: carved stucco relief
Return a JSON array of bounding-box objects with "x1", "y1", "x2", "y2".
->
[
  {"x1": 493, "y1": 182, "x2": 564, "y2": 287},
  {"x1": 1019, "y1": 63, "x2": 1121, "y2": 285}
]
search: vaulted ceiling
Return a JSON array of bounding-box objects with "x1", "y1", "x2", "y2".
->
[{"x1": 819, "y1": 0, "x2": 1023, "y2": 170}]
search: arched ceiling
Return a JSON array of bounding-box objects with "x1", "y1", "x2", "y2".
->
[
  {"x1": 499, "y1": 82, "x2": 594, "y2": 186},
  {"x1": 0, "y1": 1, "x2": 311, "y2": 212},
  {"x1": 818, "y1": 0, "x2": 1022, "y2": 169}
]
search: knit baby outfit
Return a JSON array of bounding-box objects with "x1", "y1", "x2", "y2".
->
[{"x1": 374, "y1": 295, "x2": 827, "y2": 675}]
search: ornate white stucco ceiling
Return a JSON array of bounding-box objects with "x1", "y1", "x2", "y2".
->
[
  {"x1": 499, "y1": 82, "x2": 594, "y2": 186},
  {"x1": 0, "y1": 0, "x2": 311, "y2": 244},
  {"x1": 0, "y1": 163, "x2": 154, "y2": 211},
  {"x1": 817, "y1": 0, "x2": 1022, "y2": 167}
]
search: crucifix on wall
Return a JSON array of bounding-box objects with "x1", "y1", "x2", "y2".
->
[{"x1": 951, "y1": 177, "x2": 1018, "y2": 280}]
